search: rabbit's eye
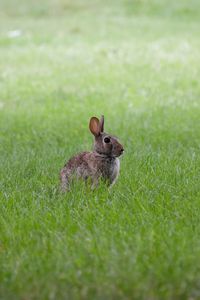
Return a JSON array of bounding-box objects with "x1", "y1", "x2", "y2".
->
[{"x1": 104, "y1": 137, "x2": 110, "y2": 143}]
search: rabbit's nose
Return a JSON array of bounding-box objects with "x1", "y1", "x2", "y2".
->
[{"x1": 121, "y1": 148, "x2": 124, "y2": 153}]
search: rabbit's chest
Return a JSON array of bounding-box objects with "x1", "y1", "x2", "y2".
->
[{"x1": 103, "y1": 158, "x2": 120, "y2": 183}]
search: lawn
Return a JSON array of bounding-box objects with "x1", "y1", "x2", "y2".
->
[{"x1": 1, "y1": 0, "x2": 200, "y2": 299}]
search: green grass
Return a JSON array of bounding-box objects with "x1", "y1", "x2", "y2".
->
[{"x1": 1, "y1": 0, "x2": 200, "y2": 299}]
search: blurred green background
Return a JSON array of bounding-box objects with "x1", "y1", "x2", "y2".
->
[
  {"x1": 1, "y1": 0, "x2": 200, "y2": 18},
  {"x1": 1, "y1": 1, "x2": 200, "y2": 299}
]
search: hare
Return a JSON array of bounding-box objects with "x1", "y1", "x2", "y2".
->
[{"x1": 60, "y1": 115, "x2": 124, "y2": 191}]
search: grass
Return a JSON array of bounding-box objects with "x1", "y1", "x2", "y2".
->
[{"x1": 1, "y1": 0, "x2": 200, "y2": 299}]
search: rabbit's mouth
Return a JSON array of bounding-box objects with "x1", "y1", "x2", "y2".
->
[
  {"x1": 113, "y1": 147, "x2": 124, "y2": 157},
  {"x1": 117, "y1": 151, "x2": 124, "y2": 157},
  {"x1": 96, "y1": 151, "x2": 123, "y2": 158},
  {"x1": 112, "y1": 152, "x2": 124, "y2": 158}
]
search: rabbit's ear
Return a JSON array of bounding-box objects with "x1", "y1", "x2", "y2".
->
[
  {"x1": 89, "y1": 117, "x2": 100, "y2": 136},
  {"x1": 99, "y1": 115, "x2": 104, "y2": 132}
]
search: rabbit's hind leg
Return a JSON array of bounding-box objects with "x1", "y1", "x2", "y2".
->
[{"x1": 60, "y1": 169, "x2": 70, "y2": 192}]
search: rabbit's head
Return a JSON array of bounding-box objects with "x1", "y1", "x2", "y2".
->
[{"x1": 89, "y1": 115, "x2": 124, "y2": 158}]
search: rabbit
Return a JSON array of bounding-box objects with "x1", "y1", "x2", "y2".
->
[{"x1": 60, "y1": 115, "x2": 124, "y2": 191}]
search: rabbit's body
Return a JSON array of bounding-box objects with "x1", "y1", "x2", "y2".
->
[
  {"x1": 60, "y1": 116, "x2": 123, "y2": 191},
  {"x1": 60, "y1": 151, "x2": 120, "y2": 190}
]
